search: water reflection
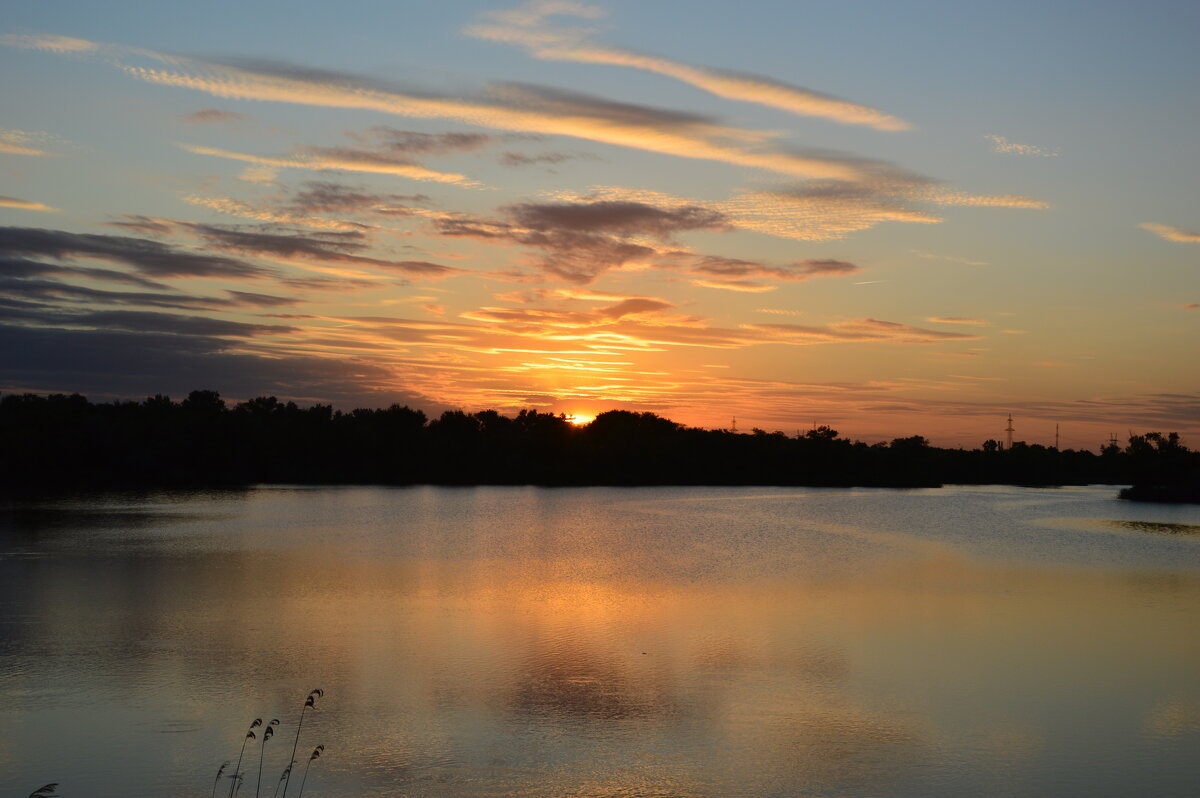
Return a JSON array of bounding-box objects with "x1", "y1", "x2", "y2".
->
[
  {"x1": 0, "y1": 486, "x2": 1197, "y2": 797},
  {"x1": 1108, "y1": 519, "x2": 1200, "y2": 535}
]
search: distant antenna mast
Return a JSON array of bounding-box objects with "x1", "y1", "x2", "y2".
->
[
  {"x1": 1055, "y1": 423, "x2": 1060, "y2": 450},
  {"x1": 1005, "y1": 415, "x2": 1015, "y2": 449},
  {"x1": 730, "y1": 416, "x2": 738, "y2": 434}
]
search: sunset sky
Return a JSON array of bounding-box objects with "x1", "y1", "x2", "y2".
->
[{"x1": 1, "y1": 0, "x2": 1196, "y2": 447}]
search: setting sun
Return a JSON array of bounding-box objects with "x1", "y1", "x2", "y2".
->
[{"x1": 566, "y1": 414, "x2": 596, "y2": 426}]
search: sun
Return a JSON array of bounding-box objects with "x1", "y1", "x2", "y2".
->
[{"x1": 565, "y1": 413, "x2": 595, "y2": 426}]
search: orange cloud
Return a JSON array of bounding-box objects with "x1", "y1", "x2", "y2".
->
[
  {"x1": 179, "y1": 144, "x2": 482, "y2": 186},
  {"x1": 0, "y1": 128, "x2": 52, "y2": 156},
  {"x1": 1141, "y1": 222, "x2": 1200, "y2": 243},
  {"x1": 0, "y1": 196, "x2": 58, "y2": 212},
  {"x1": 925, "y1": 316, "x2": 989, "y2": 326}
]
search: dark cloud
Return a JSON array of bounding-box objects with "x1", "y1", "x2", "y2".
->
[
  {"x1": 283, "y1": 182, "x2": 431, "y2": 215},
  {"x1": 303, "y1": 145, "x2": 437, "y2": 170},
  {"x1": 490, "y1": 81, "x2": 722, "y2": 132},
  {"x1": 691, "y1": 256, "x2": 860, "y2": 282},
  {"x1": 498, "y1": 151, "x2": 577, "y2": 168},
  {"x1": 185, "y1": 224, "x2": 371, "y2": 258},
  {"x1": 508, "y1": 201, "x2": 728, "y2": 237},
  {"x1": 104, "y1": 215, "x2": 176, "y2": 236},
  {"x1": 0, "y1": 274, "x2": 301, "y2": 312},
  {"x1": 224, "y1": 290, "x2": 300, "y2": 307},
  {"x1": 180, "y1": 108, "x2": 251, "y2": 123},
  {"x1": 0, "y1": 324, "x2": 427, "y2": 409},
  {"x1": 1, "y1": 255, "x2": 171, "y2": 289},
  {"x1": 0, "y1": 226, "x2": 270, "y2": 279},
  {"x1": 184, "y1": 223, "x2": 461, "y2": 278},
  {"x1": 278, "y1": 275, "x2": 381, "y2": 291},
  {"x1": 70, "y1": 310, "x2": 295, "y2": 337},
  {"x1": 0, "y1": 301, "x2": 295, "y2": 338},
  {"x1": 597, "y1": 298, "x2": 674, "y2": 319},
  {"x1": 354, "y1": 127, "x2": 495, "y2": 155},
  {"x1": 428, "y1": 200, "x2": 728, "y2": 283}
]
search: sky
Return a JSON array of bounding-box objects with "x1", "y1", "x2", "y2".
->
[{"x1": 1, "y1": 0, "x2": 1197, "y2": 448}]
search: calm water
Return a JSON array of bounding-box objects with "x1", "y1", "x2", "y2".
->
[{"x1": 1, "y1": 485, "x2": 1198, "y2": 797}]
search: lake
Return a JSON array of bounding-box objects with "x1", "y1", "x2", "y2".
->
[{"x1": 1, "y1": 485, "x2": 1198, "y2": 797}]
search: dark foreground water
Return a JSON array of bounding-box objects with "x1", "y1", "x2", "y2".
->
[{"x1": 1, "y1": 485, "x2": 1198, "y2": 797}]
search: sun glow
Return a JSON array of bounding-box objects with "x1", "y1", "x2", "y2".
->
[{"x1": 566, "y1": 413, "x2": 596, "y2": 426}]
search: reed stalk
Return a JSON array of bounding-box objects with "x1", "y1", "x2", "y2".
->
[
  {"x1": 212, "y1": 762, "x2": 229, "y2": 798},
  {"x1": 281, "y1": 689, "x2": 321, "y2": 798},
  {"x1": 229, "y1": 718, "x2": 262, "y2": 798},
  {"x1": 256, "y1": 720, "x2": 279, "y2": 798},
  {"x1": 296, "y1": 746, "x2": 324, "y2": 798}
]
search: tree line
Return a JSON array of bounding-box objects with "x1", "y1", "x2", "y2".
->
[{"x1": 1, "y1": 390, "x2": 1195, "y2": 498}]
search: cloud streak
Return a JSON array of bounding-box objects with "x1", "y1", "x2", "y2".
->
[
  {"x1": 1141, "y1": 222, "x2": 1200, "y2": 243},
  {"x1": 180, "y1": 108, "x2": 251, "y2": 123},
  {"x1": 0, "y1": 196, "x2": 57, "y2": 212},
  {"x1": 4, "y1": 34, "x2": 892, "y2": 182},
  {"x1": 0, "y1": 226, "x2": 271, "y2": 279},
  {"x1": 985, "y1": 135, "x2": 1058, "y2": 157},
  {"x1": 925, "y1": 316, "x2": 989, "y2": 326},
  {"x1": 180, "y1": 143, "x2": 482, "y2": 186},
  {"x1": 177, "y1": 223, "x2": 463, "y2": 279},
  {"x1": 559, "y1": 183, "x2": 1043, "y2": 242},
  {"x1": 0, "y1": 128, "x2": 52, "y2": 156},
  {"x1": 466, "y1": 1, "x2": 911, "y2": 131}
]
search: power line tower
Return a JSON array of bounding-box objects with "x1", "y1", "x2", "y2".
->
[{"x1": 1005, "y1": 414, "x2": 1015, "y2": 450}]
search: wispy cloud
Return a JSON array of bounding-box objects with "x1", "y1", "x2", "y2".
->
[
  {"x1": 349, "y1": 127, "x2": 495, "y2": 155},
  {"x1": 180, "y1": 108, "x2": 251, "y2": 124},
  {"x1": 0, "y1": 128, "x2": 53, "y2": 156},
  {"x1": 4, "y1": 34, "x2": 888, "y2": 182},
  {"x1": 498, "y1": 150, "x2": 586, "y2": 168},
  {"x1": 0, "y1": 273, "x2": 299, "y2": 312},
  {"x1": 745, "y1": 318, "x2": 981, "y2": 345},
  {"x1": 985, "y1": 135, "x2": 1058, "y2": 157},
  {"x1": 927, "y1": 190, "x2": 1048, "y2": 208},
  {"x1": 560, "y1": 183, "x2": 1043, "y2": 242},
  {"x1": 466, "y1": 1, "x2": 911, "y2": 131},
  {"x1": 176, "y1": 222, "x2": 463, "y2": 280},
  {"x1": 693, "y1": 279, "x2": 777, "y2": 293},
  {"x1": 1141, "y1": 222, "x2": 1200, "y2": 243},
  {"x1": 0, "y1": 196, "x2": 58, "y2": 212},
  {"x1": 0, "y1": 253, "x2": 171, "y2": 289},
  {"x1": 925, "y1": 316, "x2": 989, "y2": 326},
  {"x1": 0, "y1": 225, "x2": 271, "y2": 279},
  {"x1": 689, "y1": 256, "x2": 859, "y2": 292},
  {"x1": 181, "y1": 195, "x2": 370, "y2": 231},
  {"x1": 180, "y1": 143, "x2": 482, "y2": 186},
  {"x1": 754, "y1": 308, "x2": 801, "y2": 316},
  {"x1": 0, "y1": 33, "x2": 99, "y2": 54}
]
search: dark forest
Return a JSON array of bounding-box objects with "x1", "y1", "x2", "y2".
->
[{"x1": 2, "y1": 390, "x2": 1196, "y2": 500}]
